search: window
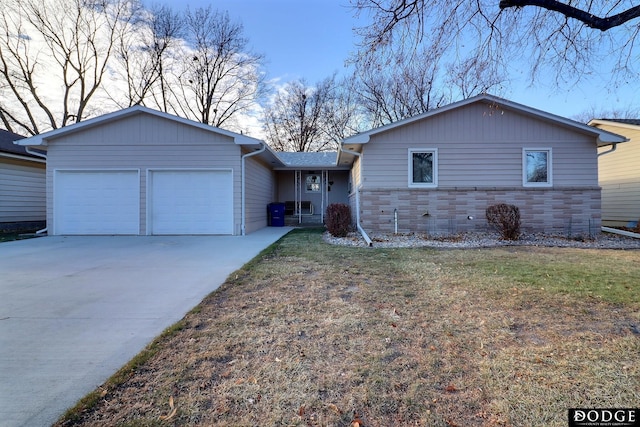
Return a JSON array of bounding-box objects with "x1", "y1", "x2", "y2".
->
[
  {"x1": 523, "y1": 148, "x2": 552, "y2": 187},
  {"x1": 305, "y1": 174, "x2": 321, "y2": 192},
  {"x1": 409, "y1": 149, "x2": 438, "y2": 188}
]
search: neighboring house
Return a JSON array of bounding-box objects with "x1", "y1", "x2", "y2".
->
[
  {"x1": 590, "y1": 119, "x2": 640, "y2": 227},
  {"x1": 338, "y1": 94, "x2": 626, "y2": 237},
  {"x1": 15, "y1": 95, "x2": 624, "y2": 237},
  {"x1": 0, "y1": 129, "x2": 46, "y2": 232}
]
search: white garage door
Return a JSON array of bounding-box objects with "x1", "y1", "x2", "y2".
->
[
  {"x1": 54, "y1": 170, "x2": 140, "y2": 235},
  {"x1": 149, "y1": 170, "x2": 233, "y2": 235}
]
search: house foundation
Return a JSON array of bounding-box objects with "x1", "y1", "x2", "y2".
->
[{"x1": 357, "y1": 187, "x2": 602, "y2": 237}]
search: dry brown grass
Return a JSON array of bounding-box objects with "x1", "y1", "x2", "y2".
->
[{"x1": 57, "y1": 229, "x2": 640, "y2": 427}]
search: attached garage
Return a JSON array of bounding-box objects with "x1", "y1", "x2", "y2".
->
[
  {"x1": 15, "y1": 106, "x2": 280, "y2": 236},
  {"x1": 54, "y1": 170, "x2": 140, "y2": 235},
  {"x1": 148, "y1": 169, "x2": 233, "y2": 235}
]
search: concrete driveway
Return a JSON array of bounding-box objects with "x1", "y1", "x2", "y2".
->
[{"x1": 0, "y1": 227, "x2": 292, "y2": 427}]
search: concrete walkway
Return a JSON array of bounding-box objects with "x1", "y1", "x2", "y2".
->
[{"x1": 0, "y1": 227, "x2": 292, "y2": 427}]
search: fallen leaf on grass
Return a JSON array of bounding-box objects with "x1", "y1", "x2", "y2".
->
[
  {"x1": 158, "y1": 396, "x2": 177, "y2": 421},
  {"x1": 327, "y1": 403, "x2": 342, "y2": 414},
  {"x1": 351, "y1": 412, "x2": 364, "y2": 426},
  {"x1": 445, "y1": 384, "x2": 458, "y2": 393}
]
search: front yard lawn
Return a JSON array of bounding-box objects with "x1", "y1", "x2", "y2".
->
[{"x1": 58, "y1": 228, "x2": 640, "y2": 427}]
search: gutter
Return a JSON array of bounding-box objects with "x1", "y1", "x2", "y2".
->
[
  {"x1": 0, "y1": 151, "x2": 46, "y2": 163},
  {"x1": 20, "y1": 144, "x2": 49, "y2": 235},
  {"x1": 25, "y1": 147, "x2": 48, "y2": 159},
  {"x1": 241, "y1": 143, "x2": 266, "y2": 236},
  {"x1": 339, "y1": 147, "x2": 373, "y2": 247},
  {"x1": 597, "y1": 143, "x2": 618, "y2": 157}
]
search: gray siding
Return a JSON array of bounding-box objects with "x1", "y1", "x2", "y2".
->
[
  {"x1": 596, "y1": 123, "x2": 640, "y2": 226},
  {"x1": 45, "y1": 113, "x2": 242, "y2": 235},
  {"x1": 362, "y1": 102, "x2": 598, "y2": 189},
  {"x1": 0, "y1": 158, "x2": 46, "y2": 223},
  {"x1": 360, "y1": 187, "x2": 600, "y2": 236},
  {"x1": 353, "y1": 100, "x2": 602, "y2": 234},
  {"x1": 244, "y1": 153, "x2": 276, "y2": 234}
]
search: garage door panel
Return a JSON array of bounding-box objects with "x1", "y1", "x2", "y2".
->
[
  {"x1": 149, "y1": 170, "x2": 233, "y2": 235},
  {"x1": 54, "y1": 170, "x2": 140, "y2": 235}
]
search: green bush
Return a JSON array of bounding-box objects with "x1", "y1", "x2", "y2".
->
[
  {"x1": 325, "y1": 203, "x2": 352, "y2": 237},
  {"x1": 486, "y1": 203, "x2": 521, "y2": 240}
]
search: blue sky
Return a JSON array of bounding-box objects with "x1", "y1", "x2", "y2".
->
[{"x1": 161, "y1": 0, "x2": 638, "y2": 120}]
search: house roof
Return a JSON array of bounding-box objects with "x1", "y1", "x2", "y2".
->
[
  {"x1": 0, "y1": 129, "x2": 45, "y2": 162},
  {"x1": 599, "y1": 118, "x2": 640, "y2": 126},
  {"x1": 14, "y1": 105, "x2": 265, "y2": 148},
  {"x1": 342, "y1": 94, "x2": 628, "y2": 149},
  {"x1": 275, "y1": 151, "x2": 338, "y2": 168},
  {"x1": 589, "y1": 118, "x2": 640, "y2": 132}
]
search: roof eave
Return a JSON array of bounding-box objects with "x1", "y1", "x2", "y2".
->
[
  {"x1": 341, "y1": 94, "x2": 629, "y2": 149},
  {"x1": 0, "y1": 151, "x2": 46, "y2": 163},
  {"x1": 14, "y1": 105, "x2": 262, "y2": 147}
]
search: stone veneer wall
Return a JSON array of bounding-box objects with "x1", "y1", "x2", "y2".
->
[{"x1": 357, "y1": 187, "x2": 601, "y2": 237}]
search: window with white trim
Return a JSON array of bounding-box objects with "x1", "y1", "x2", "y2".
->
[
  {"x1": 305, "y1": 174, "x2": 321, "y2": 192},
  {"x1": 523, "y1": 148, "x2": 552, "y2": 187},
  {"x1": 409, "y1": 148, "x2": 438, "y2": 188}
]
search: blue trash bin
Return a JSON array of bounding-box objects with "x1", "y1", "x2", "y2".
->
[{"x1": 268, "y1": 202, "x2": 285, "y2": 227}]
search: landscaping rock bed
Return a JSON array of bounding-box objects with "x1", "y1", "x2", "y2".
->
[{"x1": 324, "y1": 230, "x2": 640, "y2": 249}]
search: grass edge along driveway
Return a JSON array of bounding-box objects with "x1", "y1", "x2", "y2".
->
[{"x1": 57, "y1": 228, "x2": 640, "y2": 427}]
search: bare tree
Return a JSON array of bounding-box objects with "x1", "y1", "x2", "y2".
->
[
  {"x1": 323, "y1": 76, "x2": 367, "y2": 142},
  {"x1": 0, "y1": 0, "x2": 140, "y2": 135},
  {"x1": 170, "y1": 6, "x2": 265, "y2": 130},
  {"x1": 351, "y1": 0, "x2": 640, "y2": 86},
  {"x1": 263, "y1": 77, "x2": 345, "y2": 152},
  {"x1": 573, "y1": 105, "x2": 640, "y2": 123},
  {"x1": 353, "y1": 44, "x2": 505, "y2": 127},
  {"x1": 112, "y1": 4, "x2": 183, "y2": 110},
  {"x1": 354, "y1": 49, "x2": 447, "y2": 126}
]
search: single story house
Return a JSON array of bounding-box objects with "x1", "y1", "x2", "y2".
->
[
  {"x1": 339, "y1": 94, "x2": 626, "y2": 238},
  {"x1": 590, "y1": 119, "x2": 640, "y2": 227},
  {"x1": 14, "y1": 94, "x2": 626, "y2": 237},
  {"x1": 0, "y1": 129, "x2": 46, "y2": 232}
]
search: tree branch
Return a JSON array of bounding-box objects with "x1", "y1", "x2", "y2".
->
[{"x1": 499, "y1": 0, "x2": 640, "y2": 31}]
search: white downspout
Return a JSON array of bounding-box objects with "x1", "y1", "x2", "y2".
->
[
  {"x1": 597, "y1": 142, "x2": 619, "y2": 234},
  {"x1": 340, "y1": 147, "x2": 372, "y2": 246},
  {"x1": 24, "y1": 146, "x2": 48, "y2": 234},
  {"x1": 241, "y1": 143, "x2": 266, "y2": 236}
]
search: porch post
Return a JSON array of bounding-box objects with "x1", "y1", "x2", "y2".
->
[{"x1": 296, "y1": 170, "x2": 302, "y2": 224}]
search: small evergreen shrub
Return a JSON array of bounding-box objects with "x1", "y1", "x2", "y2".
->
[
  {"x1": 486, "y1": 203, "x2": 521, "y2": 240},
  {"x1": 325, "y1": 203, "x2": 352, "y2": 237}
]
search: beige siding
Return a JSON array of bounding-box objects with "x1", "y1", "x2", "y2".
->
[
  {"x1": 0, "y1": 158, "x2": 46, "y2": 222},
  {"x1": 46, "y1": 113, "x2": 242, "y2": 234},
  {"x1": 244, "y1": 153, "x2": 276, "y2": 234},
  {"x1": 597, "y1": 123, "x2": 640, "y2": 225},
  {"x1": 362, "y1": 102, "x2": 598, "y2": 189}
]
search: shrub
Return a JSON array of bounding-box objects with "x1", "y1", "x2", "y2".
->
[
  {"x1": 486, "y1": 203, "x2": 521, "y2": 240},
  {"x1": 325, "y1": 203, "x2": 352, "y2": 237}
]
